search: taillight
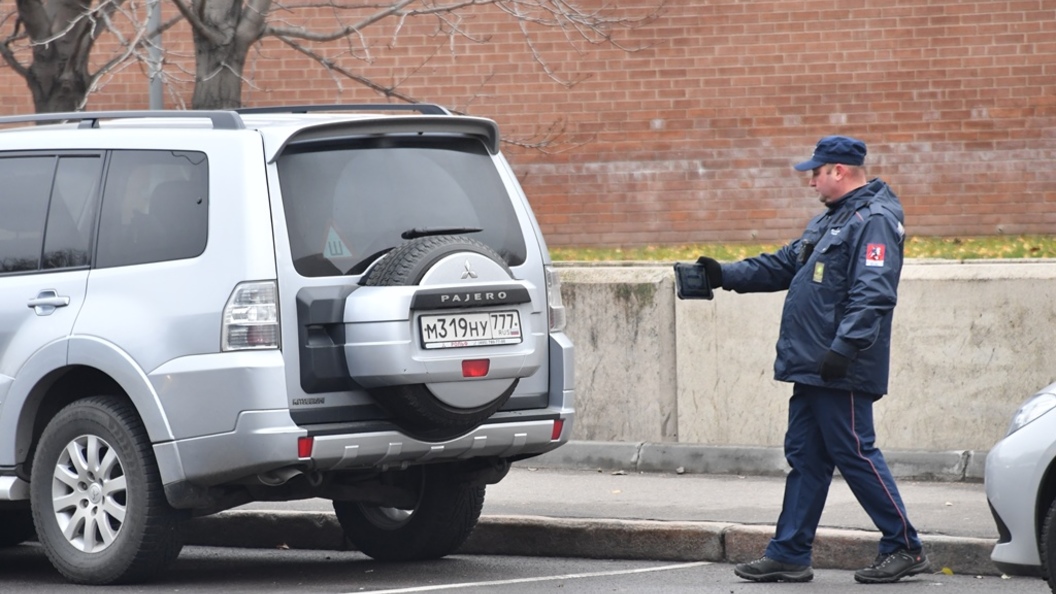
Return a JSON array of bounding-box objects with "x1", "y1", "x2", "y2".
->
[
  {"x1": 222, "y1": 281, "x2": 280, "y2": 351},
  {"x1": 551, "y1": 419, "x2": 565, "y2": 441},
  {"x1": 544, "y1": 265, "x2": 566, "y2": 333}
]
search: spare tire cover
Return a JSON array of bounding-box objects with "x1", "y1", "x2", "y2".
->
[{"x1": 361, "y1": 235, "x2": 520, "y2": 440}]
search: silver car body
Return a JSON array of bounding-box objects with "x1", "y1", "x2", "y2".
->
[{"x1": 0, "y1": 109, "x2": 574, "y2": 507}]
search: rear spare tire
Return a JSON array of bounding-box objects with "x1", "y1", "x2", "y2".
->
[{"x1": 361, "y1": 235, "x2": 519, "y2": 439}]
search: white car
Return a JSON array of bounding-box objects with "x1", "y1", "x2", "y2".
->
[{"x1": 986, "y1": 381, "x2": 1056, "y2": 592}]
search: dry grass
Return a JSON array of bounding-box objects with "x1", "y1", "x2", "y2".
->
[{"x1": 549, "y1": 235, "x2": 1056, "y2": 262}]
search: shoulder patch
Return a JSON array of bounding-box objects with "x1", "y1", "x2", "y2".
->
[{"x1": 865, "y1": 243, "x2": 886, "y2": 267}]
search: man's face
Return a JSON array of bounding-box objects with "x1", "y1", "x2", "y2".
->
[{"x1": 808, "y1": 164, "x2": 842, "y2": 205}]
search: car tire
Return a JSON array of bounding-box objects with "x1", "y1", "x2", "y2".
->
[
  {"x1": 30, "y1": 396, "x2": 184, "y2": 585},
  {"x1": 332, "y1": 464, "x2": 484, "y2": 561},
  {"x1": 362, "y1": 235, "x2": 518, "y2": 439},
  {"x1": 0, "y1": 508, "x2": 35, "y2": 547},
  {"x1": 1043, "y1": 498, "x2": 1056, "y2": 591}
]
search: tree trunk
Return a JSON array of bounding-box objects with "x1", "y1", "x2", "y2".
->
[
  {"x1": 188, "y1": 0, "x2": 263, "y2": 110},
  {"x1": 25, "y1": 52, "x2": 89, "y2": 113},
  {"x1": 189, "y1": 34, "x2": 250, "y2": 109},
  {"x1": 8, "y1": 0, "x2": 96, "y2": 114}
]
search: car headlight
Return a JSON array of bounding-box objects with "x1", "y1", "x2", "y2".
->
[{"x1": 1007, "y1": 392, "x2": 1056, "y2": 436}]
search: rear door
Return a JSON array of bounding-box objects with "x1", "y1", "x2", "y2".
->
[
  {"x1": 0, "y1": 153, "x2": 103, "y2": 466},
  {"x1": 269, "y1": 132, "x2": 548, "y2": 429}
]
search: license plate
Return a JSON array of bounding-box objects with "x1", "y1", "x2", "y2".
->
[{"x1": 419, "y1": 310, "x2": 522, "y2": 349}]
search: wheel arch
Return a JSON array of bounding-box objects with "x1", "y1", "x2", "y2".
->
[
  {"x1": 1036, "y1": 456, "x2": 1056, "y2": 546},
  {"x1": 16, "y1": 366, "x2": 123, "y2": 474},
  {"x1": 3, "y1": 336, "x2": 174, "y2": 476}
]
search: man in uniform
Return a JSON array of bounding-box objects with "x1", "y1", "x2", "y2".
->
[{"x1": 697, "y1": 136, "x2": 928, "y2": 584}]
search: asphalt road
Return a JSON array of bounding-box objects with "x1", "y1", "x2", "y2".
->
[{"x1": 1, "y1": 544, "x2": 1050, "y2": 594}]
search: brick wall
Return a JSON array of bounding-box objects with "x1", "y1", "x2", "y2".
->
[{"x1": 2, "y1": 0, "x2": 1053, "y2": 247}]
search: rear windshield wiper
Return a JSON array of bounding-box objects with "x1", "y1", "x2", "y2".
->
[{"x1": 401, "y1": 227, "x2": 483, "y2": 240}]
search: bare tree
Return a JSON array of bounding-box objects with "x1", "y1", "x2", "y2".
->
[
  {"x1": 171, "y1": 0, "x2": 661, "y2": 111},
  {"x1": 0, "y1": 0, "x2": 175, "y2": 113},
  {"x1": 1, "y1": 0, "x2": 660, "y2": 145}
]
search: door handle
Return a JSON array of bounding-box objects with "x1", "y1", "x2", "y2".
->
[{"x1": 27, "y1": 290, "x2": 71, "y2": 316}]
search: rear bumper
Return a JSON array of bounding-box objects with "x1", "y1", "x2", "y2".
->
[
  {"x1": 155, "y1": 331, "x2": 575, "y2": 507},
  {"x1": 310, "y1": 413, "x2": 573, "y2": 471},
  {"x1": 156, "y1": 407, "x2": 573, "y2": 490}
]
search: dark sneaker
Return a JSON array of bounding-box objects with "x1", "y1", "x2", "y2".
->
[
  {"x1": 734, "y1": 556, "x2": 814, "y2": 582},
  {"x1": 854, "y1": 549, "x2": 930, "y2": 583}
]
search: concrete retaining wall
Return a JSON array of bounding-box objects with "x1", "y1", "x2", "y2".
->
[{"x1": 558, "y1": 260, "x2": 1056, "y2": 452}]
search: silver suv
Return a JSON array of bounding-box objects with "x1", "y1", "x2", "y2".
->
[{"x1": 0, "y1": 105, "x2": 574, "y2": 585}]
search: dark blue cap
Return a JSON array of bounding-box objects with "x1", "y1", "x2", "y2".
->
[{"x1": 793, "y1": 135, "x2": 867, "y2": 171}]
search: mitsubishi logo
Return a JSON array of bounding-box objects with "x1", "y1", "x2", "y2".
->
[{"x1": 461, "y1": 260, "x2": 478, "y2": 280}]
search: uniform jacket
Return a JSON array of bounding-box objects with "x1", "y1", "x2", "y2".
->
[{"x1": 720, "y1": 179, "x2": 905, "y2": 396}]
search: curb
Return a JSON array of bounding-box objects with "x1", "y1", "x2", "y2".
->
[
  {"x1": 527, "y1": 441, "x2": 988, "y2": 482},
  {"x1": 185, "y1": 510, "x2": 999, "y2": 576}
]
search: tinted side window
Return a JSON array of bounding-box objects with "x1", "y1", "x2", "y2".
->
[
  {"x1": 0, "y1": 156, "x2": 55, "y2": 273},
  {"x1": 43, "y1": 156, "x2": 103, "y2": 270},
  {"x1": 96, "y1": 150, "x2": 209, "y2": 268}
]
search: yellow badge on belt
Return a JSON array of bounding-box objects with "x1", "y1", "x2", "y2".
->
[{"x1": 813, "y1": 261, "x2": 825, "y2": 283}]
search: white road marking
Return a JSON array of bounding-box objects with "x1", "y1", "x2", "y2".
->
[{"x1": 348, "y1": 561, "x2": 711, "y2": 593}]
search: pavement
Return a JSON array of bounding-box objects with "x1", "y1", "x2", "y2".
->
[{"x1": 185, "y1": 441, "x2": 1002, "y2": 577}]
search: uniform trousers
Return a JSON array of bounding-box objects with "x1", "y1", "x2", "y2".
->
[{"x1": 764, "y1": 383, "x2": 922, "y2": 566}]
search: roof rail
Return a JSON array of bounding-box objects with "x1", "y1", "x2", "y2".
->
[
  {"x1": 235, "y1": 103, "x2": 452, "y2": 116},
  {"x1": 0, "y1": 110, "x2": 245, "y2": 130}
]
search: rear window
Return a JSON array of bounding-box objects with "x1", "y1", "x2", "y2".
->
[{"x1": 276, "y1": 137, "x2": 527, "y2": 277}]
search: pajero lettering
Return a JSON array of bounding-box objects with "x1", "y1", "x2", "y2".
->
[{"x1": 440, "y1": 291, "x2": 507, "y2": 304}]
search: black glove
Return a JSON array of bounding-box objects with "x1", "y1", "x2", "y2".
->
[
  {"x1": 819, "y1": 350, "x2": 852, "y2": 382},
  {"x1": 696, "y1": 256, "x2": 723, "y2": 289}
]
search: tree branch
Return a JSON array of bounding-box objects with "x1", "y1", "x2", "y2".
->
[
  {"x1": 264, "y1": 0, "x2": 414, "y2": 42},
  {"x1": 276, "y1": 34, "x2": 419, "y2": 101},
  {"x1": 87, "y1": 5, "x2": 148, "y2": 86},
  {"x1": 12, "y1": 0, "x2": 50, "y2": 40},
  {"x1": 237, "y1": 0, "x2": 274, "y2": 44},
  {"x1": 0, "y1": 12, "x2": 30, "y2": 77},
  {"x1": 171, "y1": 0, "x2": 226, "y2": 46}
]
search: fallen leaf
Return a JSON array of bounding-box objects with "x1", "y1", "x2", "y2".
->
[{"x1": 941, "y1": 567, "x2": 954, "y2": 576}]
